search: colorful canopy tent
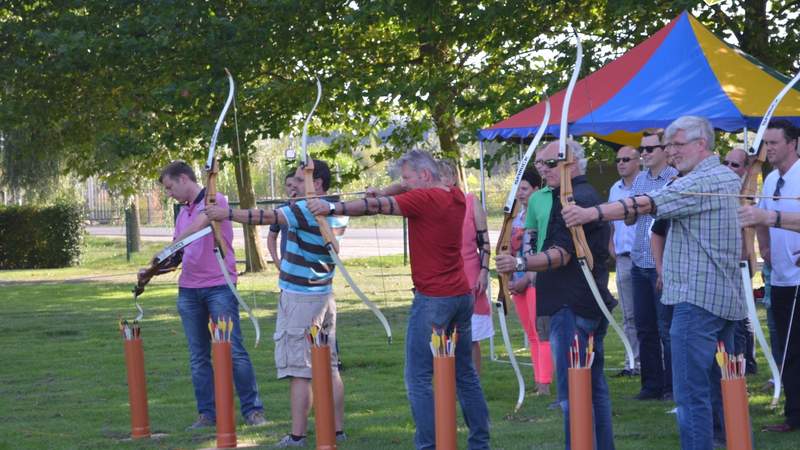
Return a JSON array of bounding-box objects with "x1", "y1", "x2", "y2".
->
[{"x1": 478, "y1": 11, "x2": 800, "y2": 146}]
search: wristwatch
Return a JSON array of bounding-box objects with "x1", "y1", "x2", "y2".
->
[
  {"x1": 515, "y1": 256, "x2": 526, "y2": 272},
  {"x1": 328, "y1": 202, "x2": 336, "y2": 216}
]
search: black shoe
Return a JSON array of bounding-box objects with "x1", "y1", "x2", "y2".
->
[
  {"x1": 614, "y1": 368, "x2": 641, "y2": 377},
  {"x1": 662, "y1": 392, "x2": 674, "y2": 402},
  {"x1": 633, "y1": 391, "x2": 662, "y2": 401}
]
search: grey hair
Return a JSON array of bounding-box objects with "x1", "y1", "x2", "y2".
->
[
  {"x1": 665, "y1": 116, "x2": 715, "y2": 151},
  {"x1": 560, "y1": 140, "x2": 588, "y2": 175},
  {"x1": 393, "y1": 149, "x2": 441, "y2": 181}
]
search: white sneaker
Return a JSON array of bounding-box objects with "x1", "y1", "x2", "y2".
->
[
  {"x1": 273, "y1": 434, "x2": 307, "y2": 448},
  {"x1": 336, "y1": 431, "x2": 347, "y2": 442}
]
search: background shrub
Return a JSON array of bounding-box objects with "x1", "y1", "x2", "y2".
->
[{"x1": 0, "y1": 203, "x2": 85, "y2": 269}]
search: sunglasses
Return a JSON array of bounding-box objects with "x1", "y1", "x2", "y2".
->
[
  {"x1": 615, "y1": 157, "x2": 637, "y2": 163},
  {"x1": 534, "y1": 159, "x2": 559, "y2": 169},
  {"x1": 639, "y1": 145, "x2": 663, "y2": 153},
  {"x1": 722, "y1": 160, "x2": 742, "y2": 169}
]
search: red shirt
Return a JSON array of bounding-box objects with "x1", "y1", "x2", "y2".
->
[{"x1": 395, "y1": 187, "x2": 470, "y2": 297}]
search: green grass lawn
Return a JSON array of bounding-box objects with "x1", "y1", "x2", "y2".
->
[{"x1": 0, "y1": 237, "x2": 792, "y2": 449}]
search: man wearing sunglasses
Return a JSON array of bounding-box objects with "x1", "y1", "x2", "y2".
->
[
  {"x1": 498, "y1": 140, "x2": 616, "y2": 450},
  {"x1": 722, "y1": 147, "x2": 749, "y2": 178},
  {"x1": 607, "y1": 146, "x2": 641, "y2": 377},
  {"x1": 720, "y1": 146, "x2": 759, "y2": 376},
  {"x1": 562, "y1": 115, "x2": 745, "y2": 450},
  {"x1": 629, "y1": 130, "x2": 678, "y2": 402}
]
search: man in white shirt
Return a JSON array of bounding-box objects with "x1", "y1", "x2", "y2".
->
[
  {"x1": 608, "y1": 145, "x2": 641, "y2": 376},
  {"x1": 757, "y1": 119, "x2": 800, "y2": 433}
]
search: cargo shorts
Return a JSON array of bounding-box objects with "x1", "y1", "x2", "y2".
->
[{"x1": 273, "y1": 290, "x2": 338, "y2": 379}]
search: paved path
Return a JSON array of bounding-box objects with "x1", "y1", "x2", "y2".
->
[
  {"x1": 88, "y1": 226, "x2": 502, "y2": 260},
  {"x1": 88, "y1": 225, "x2": 405, "y2": 259}
]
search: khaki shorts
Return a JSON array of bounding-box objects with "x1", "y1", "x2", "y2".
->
[{"x1": 274, "y1": 290, "x2": 338, "y2": 379}]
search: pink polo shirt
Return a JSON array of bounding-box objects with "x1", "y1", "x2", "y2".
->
[{"x1": 174, "y1": 190, "x2": 237, "y2": 288}]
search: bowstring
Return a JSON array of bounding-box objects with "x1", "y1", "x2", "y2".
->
[
  {"x1": 232, "y1": 92, "x2": 258, "y2": 316},
  {"x1": 373, "y1": 215, "x2": 390, "y2": 312}
]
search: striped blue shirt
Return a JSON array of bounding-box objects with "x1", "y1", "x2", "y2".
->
[
  {"x1": 630, "y1": 165, "x2": 678, "y2": 268},
  {"x1": 277, "y1": 201, "x2": 338, "y2": 294},
  {"x1": 652, "y1": 156, "x2": 746, "y2": 321}
]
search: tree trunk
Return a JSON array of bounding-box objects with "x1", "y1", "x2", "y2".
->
[
  {"x1": 232, "y1": 139, "x2": 267, "y2": 273},
  {"x1": 125, "y1": 195, "x2": 141, "y2": 252}
]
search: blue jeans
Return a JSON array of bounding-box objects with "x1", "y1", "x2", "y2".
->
[
  {"x1": 550, "y1": 307, "x2": 614, "y2": 450},
  {"x1": 405, "y1": 291, "x2": 490, "y2": 450},
  {"x1": 670, "y1": 303, "x2": 736, "y2": 450},
  {"x1": 178, "y1": 285, "x2": 264, "y2": 420},
  {"x1": 632, "y1": 265, "x2": 673, "y2": 396}
]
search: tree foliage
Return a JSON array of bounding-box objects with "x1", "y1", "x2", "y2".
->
[{"x1": 1, "y1": 0, "x2": 797, "y2": 195}]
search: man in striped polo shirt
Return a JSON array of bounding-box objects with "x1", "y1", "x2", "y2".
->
[{"x1": 206, "y1": 159, "x2": 347, "y2": 448}]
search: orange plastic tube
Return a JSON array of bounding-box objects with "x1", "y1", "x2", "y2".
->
[
  {"x1": 123, "y1": 338, "x2": 151, "y2": 439},
  {"x1": 212, "y1": 341, "x2": 237, "y2": 448},
  {"x1": 721, "y1": 378, "x2": 753, "y2": 450},
  {"x1": 568, "y1": 367, "x2": 593, "y2": 450},
  {"x1": 433, "y1": 355, "x2": 457, "y2": 450},
  {"x1": 311, "y1": 345, "x2": 337, "y2": 450}
]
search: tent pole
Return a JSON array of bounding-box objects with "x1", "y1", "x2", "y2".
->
[
  {"x1": 479, "y1": 141, "x2": 498, "y2": 362},
  {"x1": 743, "y1": 125, "x2": 749, "y2": 151}
]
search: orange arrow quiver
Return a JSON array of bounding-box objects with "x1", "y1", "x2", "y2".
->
[
  {"x1": 123, "y1": 338, "x2": 151, "y2": 439},
  {"x1": 212, "y1": 341, "x2": 237, "y2": 448},
  {"x1": 434, "y1": 355, "x2": 457, "y2": 450},
  {"x1": 721, "y1": 378, "x2": 753, "y2": 450},
  {"x1": 568, "y1": 367, "x2": 593, "y2": 450},
  {"x1": 311, "y1": 345, "x2": 337, "y2": 450}
]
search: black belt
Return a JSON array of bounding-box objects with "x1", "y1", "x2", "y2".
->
[{"x1": 617, "y1": 252, "x2": 631, "y2": 257}]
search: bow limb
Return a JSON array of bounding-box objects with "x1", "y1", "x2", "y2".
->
[
  {"x1": 557, "y1": 28, "x2": 635, "y2": 370},
  {"x1": 491, "y1": 96, "x2": 552, "y2": 412},
  {"x1": 301, "y1": 78, "x2": 392, "y2": 342},
  {"x1": 502, "y1": 96, "x2": 551, "y2": 213},
  {"x1": 738, "y1": 67, "x2": 800, "y2": 408},
  {"x1": 205, "y1": 69, "x2": 260, "y2": 347}
]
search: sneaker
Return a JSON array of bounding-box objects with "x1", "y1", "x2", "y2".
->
[
  {"x1": 336, "y1": 431, "x2": 347, "y2": 442},
  {"x1": 274, "y1": 434, "x2": 307, "y2": 448},
  {"x1": 185, "y1": 414, "x2": 215, "y2": 431},
  {"x1": 245, "y1": 410, "x2": 268, "y2": 427}
]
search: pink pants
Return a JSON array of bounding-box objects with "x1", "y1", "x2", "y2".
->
[{"x1": 512, "y1": 287, "x2": 553, "y2": 384}]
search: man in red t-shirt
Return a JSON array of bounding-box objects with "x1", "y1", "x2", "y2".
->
[{"x1": 308, "y1": 150, "x2": 490, "y2": 450}]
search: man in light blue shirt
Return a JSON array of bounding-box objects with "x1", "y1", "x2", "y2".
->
[{"x1": 608, "y1": 145, "x2": 640, "y2": 375}]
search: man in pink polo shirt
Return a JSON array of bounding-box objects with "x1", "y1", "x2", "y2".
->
[{"x1": 137, "y1": 161, "x2": 266, "y2": 430}]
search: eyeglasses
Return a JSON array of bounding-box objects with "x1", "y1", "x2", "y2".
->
[
  {"x1": 722, "y1": 160, "x2": 742, "y2": 169},
  {"x1": 615, "y1": 157, "x2": 637, "y2": 163},
  {"x1": 534, "y1": 159, "x2": 559, "y2": 169},
  {"x1": 665, "y1": 138, "x2": 700, "y2": 150},
  {"x1": 639, "y1": 145, "x2": 663, "y2": 154}
]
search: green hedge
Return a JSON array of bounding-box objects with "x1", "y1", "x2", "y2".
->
[{"x1": 0, "y1": 203, "x2": 86, "y2": 269}]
